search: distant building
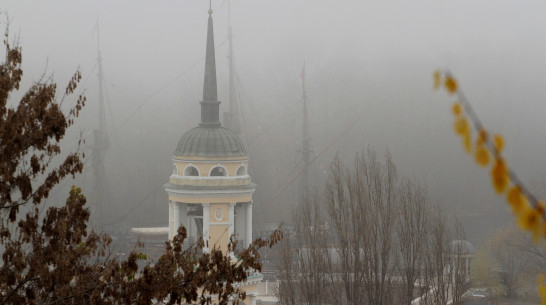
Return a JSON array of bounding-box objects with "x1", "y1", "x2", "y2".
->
[
  {"x1": 164, "y1": 10, "x2": 262, "y2": 305},
  {"x1": 164, "y1": 7, "x2": 254, "y2": 257},
  {"x1": 129, "y1": 227, "x2": 168, "y2": 262},
  {"x1": 130, "y1": 7, "x2": 260, "y2": 305},
  {"x1": 445, "y1": 239, "x2": 476, "y2": 280}
]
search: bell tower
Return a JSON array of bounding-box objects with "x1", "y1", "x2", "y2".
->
[{"x1": 164, "y1": 8, "x2": 255, "y2": 254}]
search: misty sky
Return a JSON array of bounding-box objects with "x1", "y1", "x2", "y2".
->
[{"x1": 3, "y1": 1, "x2": 546, "y2": 242}]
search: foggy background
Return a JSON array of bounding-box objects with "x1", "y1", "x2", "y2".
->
[{"x1": 3, "y1": 0, "x2": 546, "y2": 245}]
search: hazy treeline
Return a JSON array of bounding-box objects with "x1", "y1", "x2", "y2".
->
[
  {"x1": 277, "y1": 149, "x2": 469, "y2": 305},
  {"x1": 471, "y1": 226, "x2": 546, "y2": 298}
]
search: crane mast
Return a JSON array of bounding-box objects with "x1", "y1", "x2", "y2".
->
[
  {"x1": 90, "y1": 20, "x2": 111, "y2": 231},
  {"x1": 225, "y1": 0, "x2": 241, "y2": 134},
  {"x1": 301, "y1": 80, "x2": 311, "y2": 202}
]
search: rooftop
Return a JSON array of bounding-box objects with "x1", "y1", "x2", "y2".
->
[{"x1": 174, "y1": 126, "x2": 246, "y2": 158}]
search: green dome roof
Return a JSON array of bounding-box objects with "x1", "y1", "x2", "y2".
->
[{"x1": 174, "y1": 127, "x2": 247, "y2": 158}]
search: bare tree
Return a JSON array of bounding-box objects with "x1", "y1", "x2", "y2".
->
[
  {"x1": 360, "y1": 150, "x2": 398, "y2": 305},
  {"x1": 277, "y1": 191, "x2": 337, "y2": 305},
  {"x1": 324, "y1": 154, "x2": 366, "y2": 305},
  {"x1": 450, "y1": 221, "x2": 468, "y2": 305},
  {"x1": 421, "y1": 207, "x2": 450, "y2": 305},
  {"x1": 396, "y1": 179, "x2": 430, "y2": 305},
  {"x1": 471, "y1": 246, "x2": 501, "y2": 296},
  {"x1": 488, "y1": 227, "x2": 532, "y2": 297},
  {"x1": 325, "y1": 150, "x2": 399, "y2": 305},
  {"x1": 408, "y1": 209, "x2": 469, "y2": 305},
  {"x1": 296, "y1": 192, "x2": 335, "y2": 305},
  {"x1": 508, "y1": 227, "x2": 546, "y2": 272},
  {"x1": 278, "y1": 149, "x2": 465, "y2": 305},
  {"x1": 277, "y1": 235, "x2": 298, "y2": 305},
  {"x1": 472, "y1": 226, "x2": 546, "y2": 299}
]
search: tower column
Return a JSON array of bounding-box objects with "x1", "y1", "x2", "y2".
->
[
  {"x1": 203, "y1": 203, "x2": 210, "y2": 253},
  {"x1": 246, "y1": 201, "x2": 252, "y2": 247},
  {"x1": 173, "y1": 202, "x2": 180, "y2": 238},
  {"x1": 229, "y1": 203, "x2": 236, "y2": 256},
  {"x1": 180, "y1": 203, "x2": 188, "y2": 234},
  {"x1": 168, "y1": 200, "x2": 174, "y2": 240},
  {"x1": 228, "y1": 203, "x2": 235, "y2": 237}
]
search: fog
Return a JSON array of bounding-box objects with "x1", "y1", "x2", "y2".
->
[{"x1": 3, "y1": 0, "x2": 546, "y2": 244}]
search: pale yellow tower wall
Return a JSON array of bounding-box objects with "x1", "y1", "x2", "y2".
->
[
  {"x1": 209, "y1": 202, "x2": 229, "y2": 251},
  {"x1": 169, "y1": 176, "x2": 251, "y2": 187},
  {"x1": 209, "y1": 225, "x2": 230, "y2": 251},
  {"x1": 174, "y1": 160, "x2": 248, "y2": 177},
  {"x1": 209, "y1": 203, "x2": 228, "y2": 222}
]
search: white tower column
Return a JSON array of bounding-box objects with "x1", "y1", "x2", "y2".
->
[
  {"x1": 228, "y1": 203, "x2": 236, "y2": 257},
  {"x1": 180, "y1": 203, "x2": 188, "y2": 235},
  {"x1": 228, "y1": 203, "x2": 235, "y2": 237},
  {"x1": 203, "y1": 203, "x2": 210, "y2": 253},
  {"x1": 246, "y1": 201, "x2": 252, "y2": 247},
  {"x1": 250, "y1": 294, "x2": 257, "y2": 305},
  {"x1": 168, "y1": 200, "x2": 174, "y2": 240},
  {"x1": 173, "y1": 202, "x2": 180, "y2": 238}
]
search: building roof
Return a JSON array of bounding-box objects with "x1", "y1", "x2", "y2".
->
[
  {"x1": 448, "y1": 240, "x2": 476, "y2": 255},
  {"x1": 173, "y1": 11, "x2": 247, "y2": 158},
  {"x1": 174, "y1": 126, "x2": 246, "y2": 157},
  {"x1": 130, "y1": 227, "x2": 169, "y2": 235}
]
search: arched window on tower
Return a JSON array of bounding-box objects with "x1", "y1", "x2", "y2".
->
[
  {"x1": 210, "y1": 166, "x2": 227, "y2": 177},
  {"x1": 236, "y1": 165, "x2": 246, "y2": 176},
  {"x1": 183, "y1": 165, "x2": 199, "y2": 177}
]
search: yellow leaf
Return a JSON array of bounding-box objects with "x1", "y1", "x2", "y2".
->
[
  {"x1": 494, "y1": 134, "x2": 505, "y2": 152},
  {"x1": 451, "y1": 102, "x2": 462, "y2": 116},
  {"x1": 491, "y1": 159, "x2": 509, "y2": 193},
  {"x1": 506, "y1": 186, "x2": 526, "y2": 214},
  {"x1": 517, "y1": 206, "x2": 540, "y2": 237},
  {"x1": 492, "y1": 175, "x2": 509, "y2": 193},
  {"x1": 539, "y1": 275, "x2": 546, "y2": 305},
  {"x1": 433, "y1": 70, "x2": 442, "y2": 90},
  {"x1": 445, "y1": 76, "x2": 458, "y2": 94},
  {"x1": 537, "y1": 200, "x2": 545, "y2": 216},
  {"x1": 454, "y1": 117, "x2": 469, "y2": 136},
  {"x1": 474, "y1": 145, "x2": 490, "y2": 167},
  {"x1": 538, "y1": 274, "x2": 546, "y2": 305}
]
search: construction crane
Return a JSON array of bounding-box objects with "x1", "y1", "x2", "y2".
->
[
  {"x1": 223, "y1": 0, "x2": 241, "y2": 134},
  {"x1": 88, "y1": 19, "x2": 115, "y2": 233}
]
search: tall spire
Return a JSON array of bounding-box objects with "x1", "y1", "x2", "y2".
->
[{"x1": 200, "y1": 8, "x2": 221, "y2": 128}]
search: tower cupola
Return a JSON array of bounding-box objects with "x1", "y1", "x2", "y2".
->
[{"x1": 174, "y1": 9, "x2": 245, "y2": 158}]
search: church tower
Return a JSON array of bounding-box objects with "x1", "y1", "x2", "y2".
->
[{"x1": 164, "y1": 8, "x2": 255, "y2": 254}]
